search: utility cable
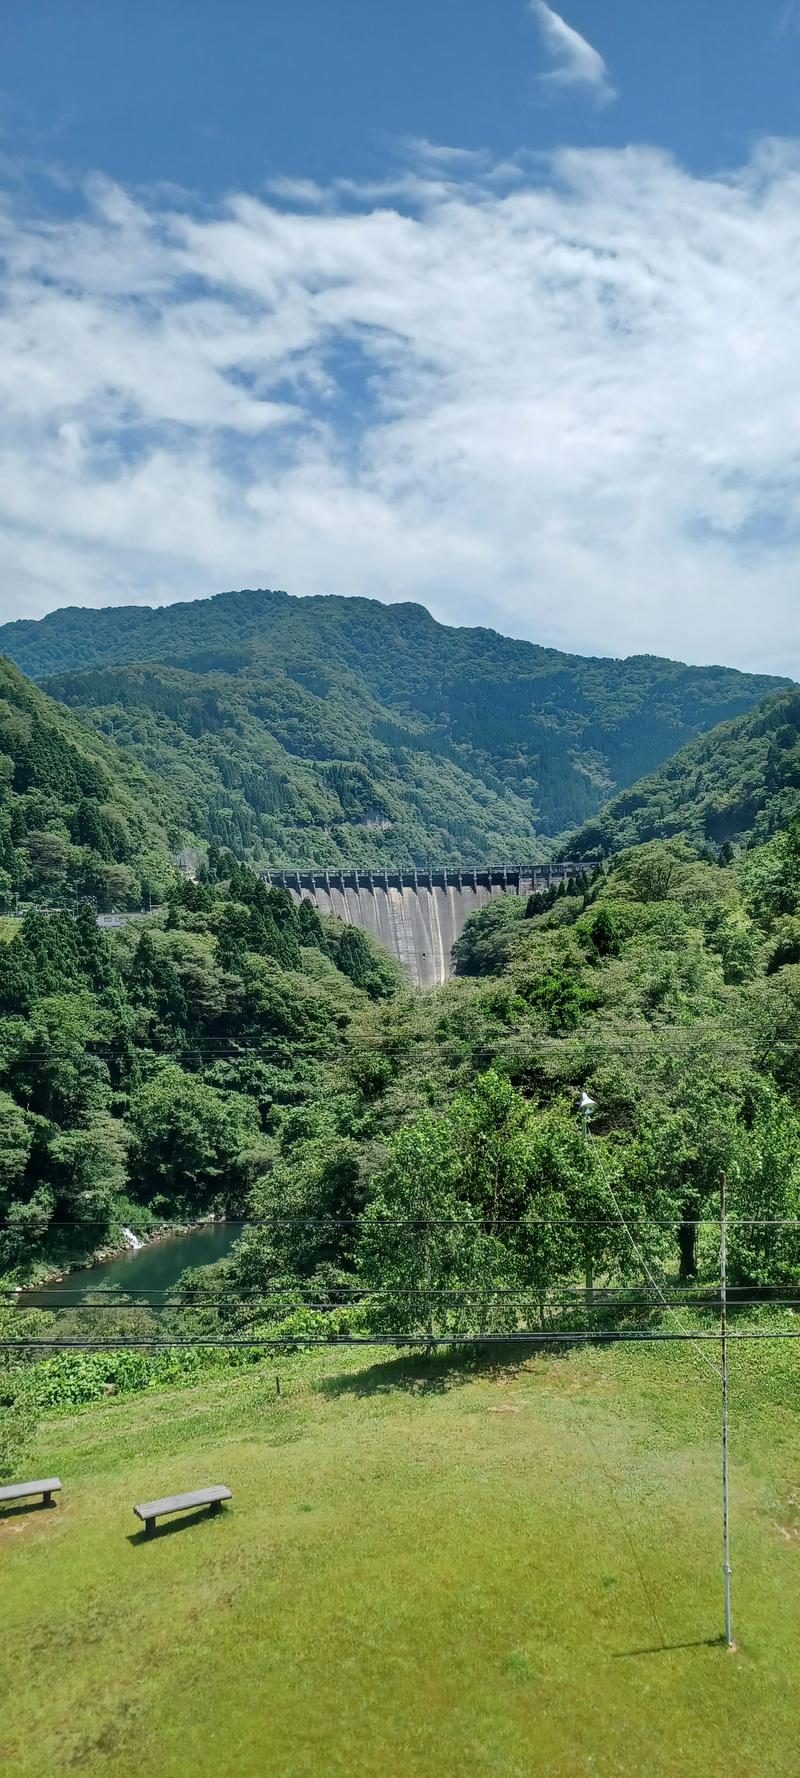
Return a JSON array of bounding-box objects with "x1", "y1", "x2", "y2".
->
[
  {"x1": 4, "y1": 1215, "x2": 800, "y2": 1228},
  {"x1": 4, "y1": 1328, "x2": 800, "y2": 1351},
  {"x1": 7, "y1": 1294, "x2": 800, "y2": 1312}
]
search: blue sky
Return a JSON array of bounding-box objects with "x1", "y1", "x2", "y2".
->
[
  {"x1": 1, "y1": 1, "x2": 800, "y2": 674},
  {"x1": 6, "y1": 0, "x2": 800, "y2": 190}
]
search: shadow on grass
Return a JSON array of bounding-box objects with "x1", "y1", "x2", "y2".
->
[
  {"x1": 127, "y1": 1506, "x2": 230, "y2": 1546},
  {"x1": 317, "y1": 1341, "x2": 560, "y2": 1400},
  {"x1": 0, "y1": 1499, "x2": 59, "y2": 1523},
  {"x1": 613, "y1": 1635, "x2": 722, "y2": 1658}
]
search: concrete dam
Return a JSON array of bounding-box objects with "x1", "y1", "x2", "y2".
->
[{"x1": 262, "y1": 864, "x2": 583, "y2": 988}]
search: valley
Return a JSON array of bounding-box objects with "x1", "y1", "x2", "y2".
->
[
  {"x1": 5, "y1": 15, "x2": 800, "y2": 1772},
  {"x1": 3, "y1": 589, "x2": 800, "y2": 1778},
  {"x1": 0, "y1": 588, "x2": 788, "y2": 868}
]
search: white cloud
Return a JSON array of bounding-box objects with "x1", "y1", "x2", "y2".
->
[
  {"x1": 1, "y1": 140, "x2": 800, "y2": 677},
  {"x1": 266, "y1": 175, "x2": 326, "y2": 206},
  {"x1": 529, "y1": 2, "x2": 616, "y2": 104}
]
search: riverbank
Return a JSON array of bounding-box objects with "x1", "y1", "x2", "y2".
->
[
  {"x1": 17, "y1": 1219, "x2": 245, "y2": 1307},
  {"x1": 11, "y1": 1216, "x2": 242, "y2": 1293}
]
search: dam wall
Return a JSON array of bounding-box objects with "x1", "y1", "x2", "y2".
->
[{"x1": 262, "y1": 864, "x2": 583, "y2": 988}]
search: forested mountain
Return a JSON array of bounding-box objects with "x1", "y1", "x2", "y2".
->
[
  {"x1": 0, "y1": 657, "x2": 182, "y2": 910},
  {"x1": 34, "y1": 660, "x2": 547, "y2": 868},
  {"x1": 563, "y1": 688, "x2": 800, "y2": 860},
  {"x1": 0, "y1": 865, "x2": 397, "y2": 1279},
  {"x1": 0, "y1": 589, "x2": 787, "y2": 865}
]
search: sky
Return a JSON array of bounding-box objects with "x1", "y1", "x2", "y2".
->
[{"x1": 1, "y1": 0, "x2": 800, "y2": 675}]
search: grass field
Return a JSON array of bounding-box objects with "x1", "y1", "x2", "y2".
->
[{"x1": 3, "y1": 1332, "x2": 800, "y2": 1778}]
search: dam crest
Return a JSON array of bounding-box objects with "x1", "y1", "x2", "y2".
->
[{"x1": 262, "y1": 864, "x2": 583, "y2": 987}]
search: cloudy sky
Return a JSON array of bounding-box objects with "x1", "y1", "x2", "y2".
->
[{"x1": 2, "y1": 0, "x2": 800, "y2": 675}]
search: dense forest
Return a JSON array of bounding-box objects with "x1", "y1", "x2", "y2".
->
[
  {"x1": 0, "y1": 588, "x2": 787, "y2": 865},
  {"x1": 188, "y1": 825, "x2": 800, "y2": 1341},
  {"x1": 564, "y1": 688, "x2": 800, "y2": 860},
  {"x1": 0, "y1": 658, "x2": 181, "y2": 911},
  {"x1": 0, "y1": 861, "x2": 397, "y2": 1279},
  {"x1": 3, "y1": 824, "x2": 800, "y2": 1336}
]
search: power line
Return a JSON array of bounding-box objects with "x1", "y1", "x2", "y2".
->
[
  {"x1": 8, "y1": 1293, "x2": 800, "y2": 1311},
  {"x1": 5, "y1": 1215, "x2": 800, "y2": 1228},
  {"x1": 4, "y1": 1328, "x2": 800, "y2": 1351},
  {"x1": 6, "y1": 1287, "x2": 785, "y2": 1301}
]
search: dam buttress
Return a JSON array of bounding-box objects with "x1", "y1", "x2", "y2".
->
[{"x1": 261, "y1": 865, "x2": 582, "y2": 988}]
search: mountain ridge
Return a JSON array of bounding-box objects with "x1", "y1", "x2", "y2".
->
[
  {"x1": 0, "y1": 588, "x2": 790, "y2": 867},
  {"x1": 562, "y1": 686, "x2": 800, "y2": 859},
  {"x1": 0, "y1": 585, "x2": 787, "y2": 686}
]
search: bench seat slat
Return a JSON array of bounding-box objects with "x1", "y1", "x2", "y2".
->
[
  {"x1": 0, "y1": 1478, "x2": 61, "y2": 1504},
  {"x1": 134, "y1": 1485, "x2": 231, "y2": 1521}
]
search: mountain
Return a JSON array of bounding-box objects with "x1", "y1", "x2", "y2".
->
[
  {"x1": 562, "y1": 687, "x2": 800, "y2": 858},
  {"x1": 0, "y1": 656, "x2": 182, "y2": 909},
  {"x1": 0, "y1": 588, "x2": 789, "y2": 866}
]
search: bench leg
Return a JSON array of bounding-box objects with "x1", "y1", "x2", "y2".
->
[
  {"x1": 210, "y1": 1500, "x2": 222, "y2": 1515},
  {"x1": 145, "y1": 1518, "x2": 155, "y2": 1537},
  {"x1": 42, "y1": 1491, "x2": 52, "y2": 1506}
]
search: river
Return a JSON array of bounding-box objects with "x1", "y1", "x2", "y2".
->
[{"x1": 23, "y1": 1221, "x2": 243, "y2": 1307}]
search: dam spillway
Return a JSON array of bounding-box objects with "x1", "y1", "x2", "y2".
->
[{"x1": 263, "y1": 864, "x2": 582, "y2": 988}]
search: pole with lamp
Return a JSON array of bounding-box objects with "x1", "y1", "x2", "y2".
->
[
  {"x1": 719, "y1": 1170, "x2": 735, "y2": 1651},
  {"x1": 579, "y1": 1092, "x2": 596, "y2": 1311}
]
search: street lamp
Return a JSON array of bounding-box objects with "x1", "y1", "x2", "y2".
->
[
  {"x1": 579, "y1": 1092, "x2": 596, "y2": 1307},
  {"x1": 579, "y1": 1090, "x2": 596, "y2": 1130}
]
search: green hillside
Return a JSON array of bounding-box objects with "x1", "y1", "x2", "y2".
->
[
  {"x1": 0, "y1": 862, "x2": 397, "y2": 1279},
  {"x1": 0, "y1": 657, "x2": 183, "y2": 910},
  {"x1": 562, "y1": 688, "x2": 800, "y2": 859},
  {"x1": 0, "y1": 589, "x2": 788, "y2": 865},
  {"x1": 35, "y1": 659, "x2": 548, "y2": 868}
]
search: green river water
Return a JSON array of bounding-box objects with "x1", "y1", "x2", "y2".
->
[{"x1": 24, "y1": 1222, "x2": 241, "y2": 1306}]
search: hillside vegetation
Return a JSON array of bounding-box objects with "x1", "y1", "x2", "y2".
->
[
  {"x1": 190, "y1": 828, "x2": 800, "y2": 1344},
  {"x1": 0, "y1": 862, "x2": 396, "y2": 1280},
  {"x1": 5, "y1": 825, "x2": 800, "y2": 1345},
  {"x1": 0, "y1": 588, "x2": 787, "y2": 865},
  {"x1": 563, "y1": 688, "x2": 800, "y2": 859},
  {"x1": 0, "y1": 658, "x2": 182, "y2": 911}
]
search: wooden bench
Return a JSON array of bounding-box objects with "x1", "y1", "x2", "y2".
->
[
  {"x1": 133, "y1": 1485, "x2": 231, "y2": 1537},
  {"x1": 0, "y1": 1477, "x2": 61, "y2": 1510}
]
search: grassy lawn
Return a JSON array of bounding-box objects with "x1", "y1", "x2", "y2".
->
[{"x1": 3, "y1": 1333, "x2": 800, "y2": 1778}]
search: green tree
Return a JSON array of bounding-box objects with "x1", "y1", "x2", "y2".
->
[
  {"x1": 622, "y1": 1077, "x2": 742, "y2": 1279},
  {"x1": 453, "y1": 899, "x2": 525, "y2": 977},
  {"x1": 23, "y1": 830, "x2": 69, "y2": 893},
  {"x1": 728, "y1": 1096, "x2": 800, "y2": 1285},
  {"x1": 358, "y1": 1075, "x2": 644, "y2": 1340},
  {"x1": 0, "y1": 1091, "x2": 35, "y2": 1267},
  {"x1": 130, "y1": 1068, "x2": 262, "y2": 1214},
  {"x1": 128, "y1": 930, "x2": 187, "y2": 1040},
  {"x1": 330, "y1": 926, "x2": 397, "y2": 998}
]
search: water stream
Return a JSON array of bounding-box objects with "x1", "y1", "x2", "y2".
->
[{"x1": 22, "y1": 1221, "x2": 242, "y2": 1307}]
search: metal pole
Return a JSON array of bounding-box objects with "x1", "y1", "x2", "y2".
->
[
  {"x1": 583, "y1": 1112, "x2": 593, "y2": 1308},
  {"x1": 720, "y1": 1170, "x2": 735, "y2": 1651},
  {"x1": 424, "y1": 1232, "x2": 434, "y2": 1343},
  {"x1": 581, "y1": 1096, "x2": 595, "y2": 1310}
]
